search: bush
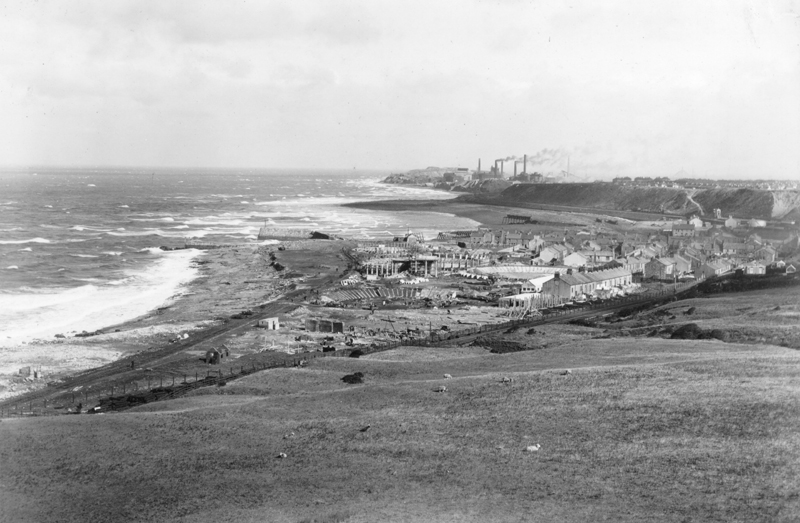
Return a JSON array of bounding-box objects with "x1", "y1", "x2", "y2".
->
[
  {"x1": 341, "y1": 372, "x2": 364, "y2": 384},
  {"x1": 709, "y1": 329, "x2": 730, "y2": 342},
  {"x1": 670, "y1": 323, "x2": 704, "y2": 340},
  {"x1": 685, "y1": 307, "x2": 696, "y2": 315},
  {"x1": 349, "y1": 349, "x2": 364, "y2": 358}
]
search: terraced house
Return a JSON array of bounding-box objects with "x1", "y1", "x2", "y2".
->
[
  {"x1": 541, "y1": 268, "x2": 633, "y2": 299},
  {"x1": 644, "y1": 257, "x2": 677, "y2": 280}
]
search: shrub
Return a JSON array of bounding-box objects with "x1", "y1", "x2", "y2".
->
[
  {"x1": 341, "y1": 372, "x2": 364, "y2": 384},
  {"x1": 670, "y1": 323, "x2": 704, "y2": 340},
  {"x1": 709, "y1": 329, "x2": 730, "y2": 342},
  {"x1": 349, "y1": 350, "x2": 364, "y2": 358}
]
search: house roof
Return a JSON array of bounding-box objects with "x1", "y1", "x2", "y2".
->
[
  {"x1": 651, "y1": 257, "x2": 676, "y2": 266},
  {"x1": 554, "y1": 267, "x2": 632, "y2": 287},
  {"x1": 705, "y1": 261, "x2": 729, "y2": 270}
]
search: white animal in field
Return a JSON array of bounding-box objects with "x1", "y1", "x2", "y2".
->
[
  {"x1": 443, "y1": 374, "x2": 452, "y2": 379},
  {"x1": 525, "y1": 444, "x2": 541, "y2": 452},
  {"x1": 435, "y1": 385, "x2": 447, "y2": 393},
  {"x1": 277, "y1": 452, "x2": 287, "y2": 459},
  {"x1": 501, "y1": 376, "x2": 514, "y2": 384}
]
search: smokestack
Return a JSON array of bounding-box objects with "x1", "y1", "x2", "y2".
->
[
  {"x1": 514, "y1": 162, "x2": 518, "y2": 177},
  {"x1": 523, "y1": 154, "x2": 527, "y2": 174},
  {"x1": 478, "y1": 159, "x2": 481, "y2": 172}
]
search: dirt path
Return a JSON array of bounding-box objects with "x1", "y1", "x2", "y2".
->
[{"x1": 686, "y1": 189, "x2": 704, "y2": 215}]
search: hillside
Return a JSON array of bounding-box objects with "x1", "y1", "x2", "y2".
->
[
  {"x1": 488, "y1": 183, "x2": 697, "y2": 215},
  {"x1": 481, "y1": 183, "x2": 800, "y2": 220},
  {"x1": 2, "y1": 285, "x2": 800, "y2": 523}
]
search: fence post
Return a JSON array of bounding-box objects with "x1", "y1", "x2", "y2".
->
[
  {"x1": 160, "y1": 376, "x2": 163, "y2": 388},
  {"x1": 147, "y1": 377, "x2": 151, "y2": 389}
]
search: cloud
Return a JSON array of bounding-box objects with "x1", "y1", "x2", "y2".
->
[{"x1": 306, "y1": 3, "x2": 381, "y2": 45}]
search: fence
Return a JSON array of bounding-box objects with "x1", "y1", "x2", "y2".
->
[{"x1": 0, "y1": 281, "x2": 697, "y2": 418}]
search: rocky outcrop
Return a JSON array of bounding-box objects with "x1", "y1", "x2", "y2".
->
[{"x1": 383, "y1": 167, "x2": 455, "y2": 184}]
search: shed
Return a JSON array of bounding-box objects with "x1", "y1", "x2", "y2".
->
[
  {"x1": 258, "y1": 317, "x2": 279, "y2": 330},
  {"x1": 205, "y1": 348, "x2": 221, "y2": 364},
  {"x1": 305, "y1": 319, "x2": 319, "y2": 332}
]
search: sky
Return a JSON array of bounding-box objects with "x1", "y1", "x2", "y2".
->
[{"x1": 1, "y1": 0, "x2": 799, "y2": 179}]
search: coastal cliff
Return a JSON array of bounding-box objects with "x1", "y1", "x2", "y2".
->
[{"x1": 464, "y1": 183, "x2": 800, "y2": 220}]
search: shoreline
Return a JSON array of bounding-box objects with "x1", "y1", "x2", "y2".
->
[{"x1": 0, "y1": 241, "x2": 298, "y2": 400}]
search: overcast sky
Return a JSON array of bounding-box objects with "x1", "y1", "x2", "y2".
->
[{"x1": 1, "y1": 0, "x2": 798, "y2": 179}]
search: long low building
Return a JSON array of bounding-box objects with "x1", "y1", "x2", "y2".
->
[
  {"x1": 541, "y1": 268, "x2": 633, "y2": 300},
  {"x1": 472, "y1": 265, "x2": 568, "y2": 280}
]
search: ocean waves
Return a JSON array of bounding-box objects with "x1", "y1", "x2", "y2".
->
[
  {"x1": 0, "y1": 168, "x2": 478, "y2": 347},
  {"x1": 0, "y1": 237, "x2": 51, "y2": 244},
  {"x1": 0, "y1": 249, "x2": 201, "y2": 346}
]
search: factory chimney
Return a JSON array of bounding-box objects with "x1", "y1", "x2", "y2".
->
[
  {"x1": 478, "y1": 159, "x2": 481, "y2": 172},
  {"x1": 514, "y1": 162, "x2": 518, "y2": 177},
  {"x1": 523, "y1": 154, "x2": 527, "y2": 174}
]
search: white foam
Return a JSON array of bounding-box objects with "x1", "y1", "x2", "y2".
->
[
  {"x1": 0, "y1": 249, "x2": 202, "y2": 347},
  {"x1": 0, "y1": 238, "x2": 50, "y2": 245},
  {"x1": 18, "y1": 248, "x2": 32, "y2": 252},
  {"x1": 5, "y1": 266, "x2": 19, "y2": 270}
]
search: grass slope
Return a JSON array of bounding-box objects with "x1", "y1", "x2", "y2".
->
[{"x1": 1, "y1": 340, "x2": 799, "y2": 523}]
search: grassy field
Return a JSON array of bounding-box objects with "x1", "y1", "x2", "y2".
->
[
  {"x1": 1, "y1": 335, "x2": 798, "y2": 523},
  {"x1": 608, "y1": 285, "x2": 800, "y2": 349}
]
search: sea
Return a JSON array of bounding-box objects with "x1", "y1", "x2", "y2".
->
[{"x1": 0, "y1": 167, "x2": 480, "y2": 346}]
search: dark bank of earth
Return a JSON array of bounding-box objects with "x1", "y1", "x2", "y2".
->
[{"x1": 377, "y1": 178, "x2": 800, "y2": 221}]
